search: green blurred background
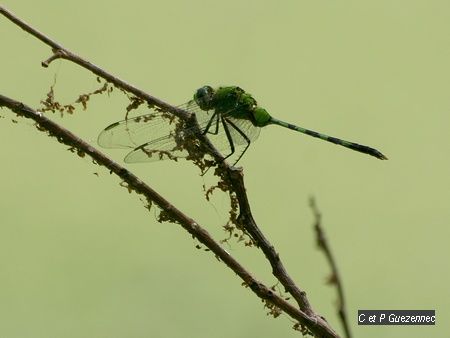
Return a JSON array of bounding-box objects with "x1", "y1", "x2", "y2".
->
[{"x1": 1, "y1": 1, "x2": 449, "y2": 337}]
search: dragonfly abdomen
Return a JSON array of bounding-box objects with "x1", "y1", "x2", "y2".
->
[{"x1": 269, "y1": 117, "x2": 387, "y2": 160}]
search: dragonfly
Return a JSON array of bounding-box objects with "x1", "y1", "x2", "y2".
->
[{"x1": 98, "y1": 85, "x2": 387, "y2": 165}]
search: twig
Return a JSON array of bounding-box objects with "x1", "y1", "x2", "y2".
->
[
  {"x1": 0, "y1": 6, "x2": 187, "y2": 121},
  {"x1": 1, "y1": 5, "x2": 341, "y2": 336},
  {"x1": 310, "y1": 197, "x2": 351, "y2": 338},
  {"x1": 230, "y1": 170, "x2": 315, "y2": 314}
]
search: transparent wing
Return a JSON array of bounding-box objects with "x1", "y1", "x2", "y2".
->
[
  {"x1": 97, "y1": 101, "x2": 210, "y2": 149},
  {"x1": 123, "y1": 114, "x2": 261, "y2": 163},
  {"x1": 124, "y1": 129, "x2": 196, "y2": 163},
  {"x1": 224, "y1": 116, "x2": 261, "y2": 145},
  {"x1": 202, "y1": 116, "x2": 260, "y2": 152},
  {"x1": 98, "y1": 100, "x2": 262, "y2": 163}
]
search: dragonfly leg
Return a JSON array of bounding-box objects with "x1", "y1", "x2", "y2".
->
[
  {"x1": 209, "y1": 113, "x2": 220, "y2": 135},
  {"x1": 201, "y1": 112, "x2": 219, "y2": 135},
  {"x1": 224, "y1": 118, "x2": 251, "y2": 165},
  {"x1": 220, "y1": 115, "x2": 236, "y2": 162}
]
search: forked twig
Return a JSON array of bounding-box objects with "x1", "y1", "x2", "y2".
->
[{"x1": 0, "y1": 94, "x2": 337, "y2": 337}]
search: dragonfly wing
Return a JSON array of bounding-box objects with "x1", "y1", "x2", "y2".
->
[
  {"x1": 97, "y1": 100, "x2": 215, "y2": 148},
  {"x1": 227, "y1": 117, "x2": 261, "y2": 144},
  {"x1": 123, "y1": 126, "x2": 202, "y2": 163},
  {"x1": 123, "y1": 117, "x2": 259, "y2": 163},
  {"x1": 98, "y1": 99, "x2": 260, "y2": 164},
  {"x1": 97, "y1": 112, "x2": 180, "y2": 149},
  {"x1": 205, "y1": 117, "x2": 260, "y2": 149}
]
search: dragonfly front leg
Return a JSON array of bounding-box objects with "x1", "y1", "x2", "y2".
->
[
  {"x1": 209, "y1": 112, "x2": 220, "y2": 135},
  {"x1": 201, "y1": 112, "x2": 219, "y2": 135}
]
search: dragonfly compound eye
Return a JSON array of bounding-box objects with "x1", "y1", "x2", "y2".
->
[{"x1": 194, "y1": 85, "x2": 214, "y2": 111}]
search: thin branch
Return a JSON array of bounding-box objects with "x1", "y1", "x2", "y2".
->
[
  {"x1": 310, "y1": 197, "x2": 351, "y2": 338},
  {"x1": 1, "y1": 5, "x2": 341, "y2": 336},
  {"x1": 230, "y1": 170, "x2": 315, "y2": 314},
  {"x1": 0, "y1": 6, "x2": 187, "y2": 121}
]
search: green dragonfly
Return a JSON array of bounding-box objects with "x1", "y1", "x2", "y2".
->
[{"x1": 98, "y1": 85, "x2": 387, "y2": 165}]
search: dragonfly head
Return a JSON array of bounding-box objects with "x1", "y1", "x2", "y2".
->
[{"x1": 194, "y1": 86, "x2": 215, "y2": 111}]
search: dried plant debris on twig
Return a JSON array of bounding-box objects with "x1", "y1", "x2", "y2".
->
[{"x1": 39, "y1": 78, "x2": 112, "y2": 116}]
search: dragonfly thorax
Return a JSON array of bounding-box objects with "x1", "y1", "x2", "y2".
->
[{"x1": 194, "y1": 85, "x2": 272, "y2": 127}]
